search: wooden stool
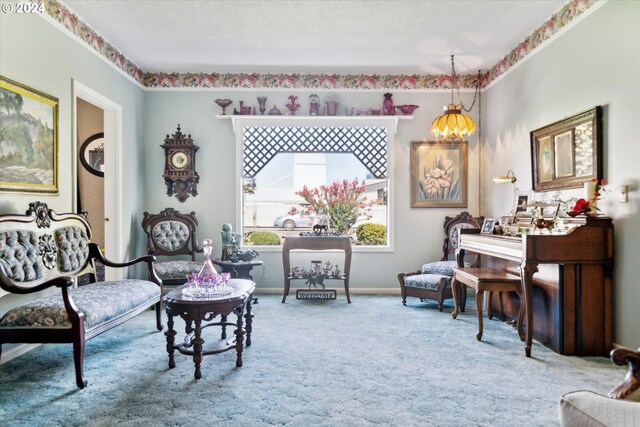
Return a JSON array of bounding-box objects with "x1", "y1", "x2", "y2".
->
[{"x1": 451, "y1": 268, "x2": 524, "y2": 341}]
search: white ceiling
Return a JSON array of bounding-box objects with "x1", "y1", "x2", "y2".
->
[{"x1": 64, "y1": 0, "x2": 566, "y2": 75}]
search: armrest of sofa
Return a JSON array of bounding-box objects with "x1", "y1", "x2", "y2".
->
[{"x1": 88, "y1": 243, "x2": 162, "y2": 287}]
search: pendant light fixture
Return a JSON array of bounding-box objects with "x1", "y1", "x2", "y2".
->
[{"x1": 431, "y1": 55, "x2": 481, "y2": 140}]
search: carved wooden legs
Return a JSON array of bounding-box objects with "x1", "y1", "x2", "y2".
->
[
  {"x1": 234, "y1": 305, "x2": 245, "y2": 368},
  {"x1": 155, "y1": 301, "x2": 163, "y2": 331},
  {"x1": 165, "y1": 314, "x2": 176, "y2": 369},
  {"x1": 487, "y1": 291, "x2": 493, "y2": 320},
  {"x1": 516, "y1": 290, "x2": 525, "y2": 342},
  {"x1": 244, "y1": 296, "x2": 256, "y2": 347},
  {"x1": 72, "y1": 329, "x2": 88, "y2": 388},
  {"x1": 520, "y1": 260, "x2": 538, "y2": 357},
  {"x1": 192, "y1": 318, "x2": 204, "y2": 379},
  {"x1": 220, "y1": 315, "x2": 228, "y2": 340},
  {"x1": 451, "y1": 278, "x2": 460, "y2": 319},
  {"x1": 475, "y1": 290, "x2": 484, "y2": 341},
  {"x1": 344, "y1": 277, "x2": 352, "y2": 304},
  {"x1": 282, "y1": 278, "x2": 290, "y2": 303}
]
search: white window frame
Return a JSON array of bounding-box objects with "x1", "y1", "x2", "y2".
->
[{"x1": 231, "y1": 115, "x2": 402, "y2": 253}]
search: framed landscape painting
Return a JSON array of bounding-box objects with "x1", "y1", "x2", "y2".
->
[
  {"x1": 0, "y1": 76, "x2": 58, "y2": 193},
  {"x1": 411, "y1": 141, "x2": 467, "y2": 208}
]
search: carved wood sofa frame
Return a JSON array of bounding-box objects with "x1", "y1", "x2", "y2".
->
[
  {"x1": 0, "y1": 202, "x2": 163, "y2": 388},
  {"x1": 397, "y1": 211, "x2": 484, "y2": 311}
]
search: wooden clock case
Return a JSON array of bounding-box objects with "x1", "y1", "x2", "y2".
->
[{"x1": 161, "y1": 125, "x2": 200, "y2": 202}]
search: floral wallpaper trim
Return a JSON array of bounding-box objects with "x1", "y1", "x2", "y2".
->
[
  {"x1": 43, "y1": 0, "x2": 144, "y2": 85},
  {"x1": 485, "y1": 0, "x2": 600, "y2": 86},
  {"x1": 142, "y1": 72, "x2": 484, "y2": 90},
  {"x1": 45, "y1": 0, "x2": 599, "y2": 90}
]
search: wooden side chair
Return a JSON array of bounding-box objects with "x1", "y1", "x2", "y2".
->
[
  {"x1": 141, "y1": 208, "x2": 209, "y2": 286},
  {"x1": 397, "y1": 211, "x2": 484, "y2": 311}
]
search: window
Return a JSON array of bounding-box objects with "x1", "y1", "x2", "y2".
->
[{"x1": 236, "y1": 119, "x2": 394, "y2": 249}]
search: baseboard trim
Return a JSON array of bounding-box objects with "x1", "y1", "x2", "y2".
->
[
  {"x1": 1, "y1": 343, "x2": 41, "y2": 365},
  {"x1": 256, "y1": 287, "x2": 399, "y2": 295}
]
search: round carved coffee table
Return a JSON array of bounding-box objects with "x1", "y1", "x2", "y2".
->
[{"x1": 163, "y1": 279, "x2": 256, "y2": 379}]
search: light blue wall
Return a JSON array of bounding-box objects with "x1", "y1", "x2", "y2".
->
[
  {"x1": 0, "y1": 10, "x2": 146, "y2": 358},
  {"x1": 483, "y1": 0, "x2": 640, "y2": 348},
  {"x1": 143, "y1": 90, "x2": 482, "y2": 291},
  {"x1": 0, "y1": 12, "x2": 146, "y2": 220}
]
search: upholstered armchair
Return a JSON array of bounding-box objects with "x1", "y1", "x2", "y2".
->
[
  {"x1": 397, "y1": 211, "x2": 483, "y2": 311},
  {"x1": 559, "y1": 346, "x2": 640, "y2": 426},
  {"x1": 141, "y1": 208, "x2": 211, "y2": 286}
]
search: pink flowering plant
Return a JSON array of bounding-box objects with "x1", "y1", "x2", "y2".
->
[{"x1": 288, "y1": 178, "x2": 374, "y2": 234}]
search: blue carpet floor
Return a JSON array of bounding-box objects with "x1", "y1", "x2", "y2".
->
[{"x1": 0, "y1": 295, "x2": 620, "y2": 426}]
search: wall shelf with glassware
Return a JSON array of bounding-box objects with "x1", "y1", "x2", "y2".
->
[
  {"x1": 216, "y1": 114, "x2": 413, "y2": 134},
  {"x1": 215, "y1": 115, "x2": 413, "y2": 120}
]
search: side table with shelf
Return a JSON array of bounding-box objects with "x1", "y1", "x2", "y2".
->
[
  {"x1": 213, "y1": 259, "x2": 263, "y2": 281},
  {"x1": 282, "y1": 236, "x2": 352, "y2": 303}
]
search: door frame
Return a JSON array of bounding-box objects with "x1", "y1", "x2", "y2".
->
[{"x1": 72, "y1": 80, "x2": 124, "y2": 280}]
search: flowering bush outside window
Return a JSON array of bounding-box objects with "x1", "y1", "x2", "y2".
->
[{"x1": 288, "y1": 178, "x2": 374, "y2": 234}]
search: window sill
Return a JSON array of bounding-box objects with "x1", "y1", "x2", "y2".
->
[{"x1": 244, "y1": 244, "x2": 394, "y2": 253}]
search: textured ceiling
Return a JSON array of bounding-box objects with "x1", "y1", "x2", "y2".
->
[{"x1": 63, "y1": 0, "x2": 566, "y2": 74}]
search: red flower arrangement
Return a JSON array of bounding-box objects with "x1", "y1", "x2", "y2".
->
[
  {"x1": 567, "y1": 178, "x2": 607, "y2": 217},
  {"x1": 567, "y1": 198, "x2": 592, "y2": 217}
]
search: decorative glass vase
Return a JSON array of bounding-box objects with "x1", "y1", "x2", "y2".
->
[
  {"x1": 198, "y1": 239, "x2": 220, "y2": 280},
  {"x1": 257, "y1": 96, "x2": 267, "y2": 115}
]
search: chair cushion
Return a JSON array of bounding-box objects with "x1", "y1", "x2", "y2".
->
[
  {"x1": 559, "y1": 390, "x2": 640, "y2": 427},
  {"x1": 422, "y1": 260, "x2": 470, "y2": 276},
  {"x1": 152, "y1": 221, "x2": 191, "y2": 251},
  {"x1": 0, "y1": 279, "x2": 159, "y2": 330},
  {"x1": 55, "y1": 226, "x2": 90, "y2": 273},
  {"x1": 154, "y1": 260, "x2": 203, "y2": 280},
  {"x1": 404, "y1": 274, "x2": 451, "y2": 291},
  {"x1": 0, "y1": 230, "x2": 45, "y2": 281}
]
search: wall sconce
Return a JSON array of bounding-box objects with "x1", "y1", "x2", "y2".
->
[{"x1": 493, "y1": 170, "x2": 519, "y2": 215}]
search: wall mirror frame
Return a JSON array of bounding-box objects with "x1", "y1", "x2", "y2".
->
[
  {"x1": 79, "y1": 132, "x2": 104, "y2": 177},
  {"x1": 530, "y1": 106, "x2": 602, "y2": 192}
]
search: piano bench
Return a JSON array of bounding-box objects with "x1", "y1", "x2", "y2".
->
[{"x1": 451, "y1": 268, "x2": 523, "y2": 342}]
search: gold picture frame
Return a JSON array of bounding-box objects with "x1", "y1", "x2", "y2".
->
[
  {"x1": 0, "y1": 76, "x2": 59, "y2": 194},
  {"x1": 411, "y1": 141, "x2": 467, "y2": 208},
  {"x1": 530, "y1": 106, "x2": 601, "y2": 192}
]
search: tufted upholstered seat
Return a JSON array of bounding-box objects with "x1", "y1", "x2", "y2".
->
[
  {"x1": 1, "y1": 280, "x2": 159, "y2": 330},
  {"x1": 0, "y1": 202, "x2": 163, "y2": 389},
  {"x1": 398, "y1": 212, "x2": 483, "y2": 311},
  {"x1": 142, "y1": 209, "x2": 215, "y2": 287}
]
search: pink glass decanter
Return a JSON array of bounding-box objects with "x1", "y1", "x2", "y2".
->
[{"x1": 198, "y1": 239, "x2": 220, "y2": 281}]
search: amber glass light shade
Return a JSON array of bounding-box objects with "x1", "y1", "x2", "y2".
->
[{"x1": 430, "y1": 103, "x2": 476, "y2": 140}]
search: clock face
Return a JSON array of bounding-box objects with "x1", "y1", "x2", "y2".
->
[{"x1": 170, "y1": 151, "x2": 189, "y2": 169}]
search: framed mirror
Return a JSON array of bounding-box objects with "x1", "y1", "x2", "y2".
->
[
  {"x1": 79, "y1": 132, "x2": 104, "y2": 177},
  {"x1": 530, "y1": 106, "x2": 601, "y2": 191}
]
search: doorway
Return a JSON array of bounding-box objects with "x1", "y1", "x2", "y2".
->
[{"x1": 73, "y1": 81, "x2": 123, "y2": 281}]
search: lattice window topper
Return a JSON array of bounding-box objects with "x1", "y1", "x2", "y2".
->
[{"x1": 243, "y1": 126, "x2": 388, "y2": 178}]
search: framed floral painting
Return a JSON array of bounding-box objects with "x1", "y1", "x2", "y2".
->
[
  {"x1": 410, "y1": 141, "x2": 467, "y2": 208},
  {"x1": 0, "y1": 76, "x2": 58, "y2": 193}
]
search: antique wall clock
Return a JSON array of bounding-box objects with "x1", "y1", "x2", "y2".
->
[{"x1": 161, "y1": 124, "x2": 199, "y2": 202}]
